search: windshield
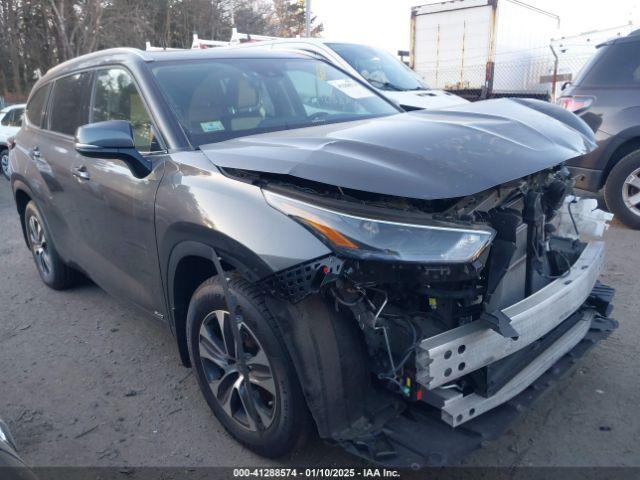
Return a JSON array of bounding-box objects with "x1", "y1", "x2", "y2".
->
[
  {"x1": 327, "y1": 43, "x2": 427, "y2": 91},
  {"x1": 151, "y1": 58, "x2": 400, "y2": 146}
]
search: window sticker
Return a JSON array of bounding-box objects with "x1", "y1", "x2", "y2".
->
[
  {"x1": 315, "y1": 64, "x2": 327, "y2": 81},
  {"x1": 200, "y1": 120, "x2": 225, "y2": 132},
  {"x1": 327, "y1": 79, "x2": 374, "y2": 99}
]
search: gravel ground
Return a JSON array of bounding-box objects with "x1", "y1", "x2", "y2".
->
[{"x1": 0, "y1": 180, "x2": 638, "y2": 469}]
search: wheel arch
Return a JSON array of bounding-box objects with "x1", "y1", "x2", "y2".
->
[
  {"x1": 165, "y1": 233, "x2": 388, "y2": 441},
  {"x1": 12, "y1": 179, "x2": 35, "y2": 247},
  {"x1": 164, "y1": 232, "x2": 274, "y2": 367},
  {"x1": 602, "y1": 135, "x2": 640, "y2": 188}
]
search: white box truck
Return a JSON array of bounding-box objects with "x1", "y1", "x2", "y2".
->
[{"x1": 411, "y1": 0, "x2": 559, "y2": 99}]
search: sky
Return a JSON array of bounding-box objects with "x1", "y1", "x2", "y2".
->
[{"x1": 312, "y1": 0, "x2": 640, "y2": 54}]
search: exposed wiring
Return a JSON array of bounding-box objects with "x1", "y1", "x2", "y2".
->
[
  {"x1": 331, "y1": 287, "x2": 364, "y2": 307},
  {"x1": 386, "y1": 316, "x2": 418, "y2": 374},
  {"x1": 568, "y1": 198, "x2": 580, "y2": 237},
  {"x1": 356, "y1": 287, "x2": 421, "y2": 389}
]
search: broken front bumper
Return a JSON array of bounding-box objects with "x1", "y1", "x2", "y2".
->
[
  {"x1": 415, "y1": 241, "x2": 608, "y2": 427},
  {"x1": 341, "y1": 284, "x2": 616, "y2": 467}
]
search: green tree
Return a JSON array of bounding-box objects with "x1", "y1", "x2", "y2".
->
[{"x1": 270, "y1": 0, "x2": 323, "y2": 37}]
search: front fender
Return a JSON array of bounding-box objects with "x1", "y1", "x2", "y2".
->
[{"x1": 265, "y1": 294, "x2": 403, "y2": 441}]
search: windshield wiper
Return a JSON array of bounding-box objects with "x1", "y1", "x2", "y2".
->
[{"x1": 367, "y1": 79, "x2": 404, "y2": 91}]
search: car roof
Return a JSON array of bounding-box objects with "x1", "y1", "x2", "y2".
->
[
  {"x1": 37, "y1": 47, "x2": 310, "y2": 86},
  {"x1": 237, "y1": 38, "x2": 370, "y2": 48},
  {"x1": 0, "y1": 103, "x2": 25, "y2": 111},
  {"x1": 597, "y1": 29, "x2": 640, "y2": 48}
]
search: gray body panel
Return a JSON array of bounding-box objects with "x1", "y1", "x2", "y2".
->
[
  {"x1": 563, "y1": 34, "x2": 640, "y2": 190},
  {"x1": 70, "y1": 154, "x2": 167, "y2": 314},
  {"x1": 154, "y1": 152, "x2": 330, "y2": 276}
]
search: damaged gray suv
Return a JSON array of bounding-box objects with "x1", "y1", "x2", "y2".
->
[{"x1": 9, "y1": 48, "x2": 617, "y2": 467}]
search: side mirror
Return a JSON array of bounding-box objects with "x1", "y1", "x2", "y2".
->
[{"x1": 75, "y1": 120, "x2": 152, "y2": 178}]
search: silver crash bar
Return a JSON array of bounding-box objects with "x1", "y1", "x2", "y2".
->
[
  {"x1": 427, "y1": 310, "x2": 594, "y2": 427},
  {"x1": 416, "y1": 241, "x2": 604, "y2": 390}
]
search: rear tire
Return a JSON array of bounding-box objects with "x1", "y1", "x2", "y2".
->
[
  {"x1": 186, "y1": 274, "x2": 312, "y2": 458},
  {"x1": 604, "y1": 150, "x2": 640, "y2": 229},
  {"x1": 1, "y1": 148, "x2": 9, "y2": 180},
  {"x1": 24, "y1": 201, "x2": 78, "y2": 290}
]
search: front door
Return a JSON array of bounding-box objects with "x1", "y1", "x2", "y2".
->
[{"x1": 72, "y1": 67, "x2": 166, "y2": 315}]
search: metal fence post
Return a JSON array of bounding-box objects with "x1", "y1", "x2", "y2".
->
[{"x1": 550, "y1": 44, "x2": 559, "y2": 102}]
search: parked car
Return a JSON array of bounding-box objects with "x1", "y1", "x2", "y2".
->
[
  {"x1": 9, "y1": 48, "x2": 616, "y2": 467},
  {"x1": 0, "y1": 103, "x2": 25, "y2": 179},
  {"x1": 233, "y1": 38, "x2": 468, "y2": 110},
  {"x1": 558, "y1": 29, "x2": 640, "y2": 228}
]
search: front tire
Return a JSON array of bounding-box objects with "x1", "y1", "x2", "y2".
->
[
  {"x1": 604, "y1": 150, "x2": 640, "y2": 229},
  {"x1": 186, "y1": 275, "x2": 312, "y2": 457},
  {"x1": 1, "y1": 148, "x2": 9, "y2": 180},
  {"x1": 24, "y1": 201, "x2": 78, "y2": 290}
]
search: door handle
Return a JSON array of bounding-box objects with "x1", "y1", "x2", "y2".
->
[
  {"x1": 31, "y1": 147, "x2": 41, "y2": 159},
  {"x1": 72, "y1": 165, "x2": 91, "y2": 180}
]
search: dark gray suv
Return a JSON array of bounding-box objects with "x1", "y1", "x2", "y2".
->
[
  {"x1": 8, "y1": 48, "x2": 616, "y2": 467},
  {"x1": 559, "y1": 29, "x2": 640, "y2": 228}
]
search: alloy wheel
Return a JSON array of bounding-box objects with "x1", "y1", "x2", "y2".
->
[
  {"x1": 1, "y1": 151, "x2": 9, "y2": 178},
  {"x1": 198, "y1": 310, "x2": 277, "y2": 431},
  {"x1": 28, "y1": 215, "x2": 52, "y2": 276},
  {"x1": 622, "y1": 167, "x2": 640, "y2": 218}
]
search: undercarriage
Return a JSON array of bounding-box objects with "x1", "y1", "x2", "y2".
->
[{"x1": 250, "y1": 164, "x2": 617, "y2": 466}]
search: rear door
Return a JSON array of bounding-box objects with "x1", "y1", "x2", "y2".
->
[
  {"x1": 20, "y1": 75, "x2": 92, "y2": 262},
  {"x1": 71, "y1": 66, "x2": 167, "y2": 315}
]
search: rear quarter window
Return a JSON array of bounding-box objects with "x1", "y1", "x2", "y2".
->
[
  {"x1": 578, "y1": 42, "x2": 640, "y2": 87},
  {"x1": 26, "y1": 86, "x2": 49, "y2": 127}
]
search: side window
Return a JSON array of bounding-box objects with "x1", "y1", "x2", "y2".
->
[
  {"x1": 3, "y1": 108, "x2": 25, "y2": 127},
  {"x1": 49, "y1": 72, "x2": 92, "y2": 135},
  {"x1": 26, "y1": 87, "x2": 48, "y2": 127},
  {"x1": 92, "y1": 68, "x2": 158, "y2": 152},
  {"x1": 0, "y1": 109, "x2": 14, "y2": 126}
]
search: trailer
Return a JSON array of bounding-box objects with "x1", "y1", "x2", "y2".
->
[{"x1": 411, "y1": 0, "x2": 559, "y2": 100}]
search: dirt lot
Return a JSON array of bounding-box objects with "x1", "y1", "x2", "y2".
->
[{"x1": 0, "y1": 181, "x2": 639, "y2": 469}]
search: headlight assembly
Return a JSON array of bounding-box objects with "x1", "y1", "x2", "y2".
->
[{"x1": 263, "y1": 190, "x2": 495, "y2": 263}]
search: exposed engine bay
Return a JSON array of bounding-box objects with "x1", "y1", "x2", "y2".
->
[
  {"x1": 224, "y1": 164, "x2": 611, "y2": 418},
  {"x1": 222, "y1": 163, "x2": 615, "y2": 464}
]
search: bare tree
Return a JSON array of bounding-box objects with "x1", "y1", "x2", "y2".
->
[{"x1": 0, "y1": 0, "x2": 323, "y2": 102}]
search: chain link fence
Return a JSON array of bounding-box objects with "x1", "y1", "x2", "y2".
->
[{"x1": 425, "y1": 46, "x2": 597, "y2": 103}]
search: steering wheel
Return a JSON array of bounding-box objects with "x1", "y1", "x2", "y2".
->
[{"x1": 308, "y1": 111, "x2": 331, "y2": 123}]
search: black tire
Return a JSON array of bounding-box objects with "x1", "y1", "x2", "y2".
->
[
  {"x1": 604, "y1": 150, "x2": 640, "y2": 229},
  {"x1": 24, "y1": 201, "x2": 78, "y2": 290},
  {"x1": 1, "y1": 148, "x2": 9, "y2": 180},
  {"x1": 186, "y1": 275, "x2": 312, "y2": 457}
]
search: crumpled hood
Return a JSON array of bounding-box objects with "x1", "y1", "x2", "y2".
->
[{"x1": 201, "y1": 98, "x2": 597, "y2": 200}]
